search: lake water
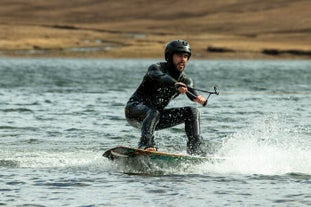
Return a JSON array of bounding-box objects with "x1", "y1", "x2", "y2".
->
[{"x1": 0, "y1": 58, "x2": 310, "y2": 206}]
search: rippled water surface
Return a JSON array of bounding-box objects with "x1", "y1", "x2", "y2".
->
[{"x1": 0, "y1": 58, "x2": 311, "y2": 206}]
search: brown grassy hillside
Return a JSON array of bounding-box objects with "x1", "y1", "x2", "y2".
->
[{"x1": 0, "y1": 0, "x2": 310, "y2": 59}]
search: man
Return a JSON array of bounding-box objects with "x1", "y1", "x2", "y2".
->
[{"x1": 125, "y1": 40, "x2": 207, "y2": 155}]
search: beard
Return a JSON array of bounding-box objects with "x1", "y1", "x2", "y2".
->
[{"x1": 175, "y1": 62, "x2": 185, "y2": 72}]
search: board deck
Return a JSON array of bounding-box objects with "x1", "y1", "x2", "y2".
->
[
  {"x1": 103, "y1": 146, "x2": 225, "y2": 174},
  {"x1": 103, "y1": 146, "x2": 216, "y2": 163}
]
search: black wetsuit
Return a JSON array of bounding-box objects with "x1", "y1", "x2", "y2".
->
[{"x1": 125, "y1": 62, "x2": 203, "y2": 154}]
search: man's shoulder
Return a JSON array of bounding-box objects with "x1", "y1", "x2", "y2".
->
[{"x1": 149, "y1": 62, "x2": 167, "y2": 69}]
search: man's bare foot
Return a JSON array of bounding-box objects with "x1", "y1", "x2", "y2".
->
[{"x1": 144, "y1": 147, "x2": 157, "y2": 151}]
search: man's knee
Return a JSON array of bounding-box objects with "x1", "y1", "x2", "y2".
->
[
  {"x1": 186, "y1": 107, "x2": 200, "y2": 118},
  {"x1": 147, "y1": 108, "x2": 160, "y2": 119}
]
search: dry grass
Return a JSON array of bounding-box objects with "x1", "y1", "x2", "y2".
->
[{"x1": 0, "y1": 0, "x2": 310, "y2": 59}]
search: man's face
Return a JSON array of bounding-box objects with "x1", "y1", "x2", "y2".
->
[{"x1": 172, "y1": 53, "x2": 189, "y2": 72}]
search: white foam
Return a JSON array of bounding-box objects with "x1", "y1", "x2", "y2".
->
[
  {"x1": 1, "y1": 149, "x2": 113, "y2": 171},
  {"x1": 197, "y1": 115, "x2": 311, "y2": 175}
]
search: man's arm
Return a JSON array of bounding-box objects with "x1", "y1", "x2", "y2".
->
[
  {"x1": 177, "y1": 76, "x2": 207, "y2": 106},
  {"x1": 147, "y1": 64, "x2": 176, "y2": 86}
]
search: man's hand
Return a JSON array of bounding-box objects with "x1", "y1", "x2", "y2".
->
[
  {"x1": 194, "y1": 95, "x2": 207, "y2": 106},
  {"x1": 175, "y1": 82, "x2": 207, "y2": 106},
  {"x1": 175, "y1": 82, "x2": 188, "y2": 94}
]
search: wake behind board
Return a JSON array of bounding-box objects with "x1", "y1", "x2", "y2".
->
[{"x1": 103, "y1": 146, "x2": 221, "y2": 173}]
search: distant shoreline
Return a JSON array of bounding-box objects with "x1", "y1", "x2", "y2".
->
[
  {"x1": 1, "y1": 0, "x2": 310, "y2": 60},
  {"x1": 0, "y1": 47, "x2": 310, "y2": 60}
]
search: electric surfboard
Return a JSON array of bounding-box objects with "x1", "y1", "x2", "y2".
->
[{"x1": 103, "y1": 146, "x2": 223, "y2": 173}]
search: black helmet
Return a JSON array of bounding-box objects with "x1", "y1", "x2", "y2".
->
[{"x1": 164, "y1": 40, "x2": 191, "y2": 61}]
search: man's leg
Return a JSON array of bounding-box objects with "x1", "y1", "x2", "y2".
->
[
  {"x1": 125, "y1": 102, "x2": 160, "y2": 149},
  {"x1": 156, "y1": 107, "x2": 204, "y2": 155}
]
